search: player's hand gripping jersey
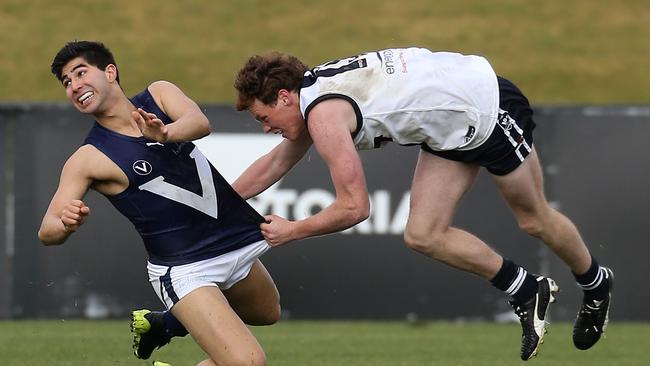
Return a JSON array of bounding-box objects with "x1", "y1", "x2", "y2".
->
[{"x1": 299, "y1": 47, "x2": 500, "y2": 151}]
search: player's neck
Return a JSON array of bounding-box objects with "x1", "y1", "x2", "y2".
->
[{"x1": 94, "y1": 92, "x2": 141, "y2": 137}]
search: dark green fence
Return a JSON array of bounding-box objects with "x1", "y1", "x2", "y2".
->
[{"x1": 1, "y1": 104, "x2": 648, "y2": 321}]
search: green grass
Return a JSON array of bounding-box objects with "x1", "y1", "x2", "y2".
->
[
  {"x1": 0, "y1": 320, "x2": 647, "y2": 365},
  {"x1": 1, "y1": 0, "x2": 649, "y2": 104}
]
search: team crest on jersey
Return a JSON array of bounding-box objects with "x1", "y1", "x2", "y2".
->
[{"x1": 132, "y1": 160, "x2": 153, "y2": 175}]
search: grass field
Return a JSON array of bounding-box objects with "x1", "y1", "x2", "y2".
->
[
  {"x1": 0, "y1": 320, "x2": 647, "y2": 365},
  {"x1": 1, "y1": 0, "x2": 649, "y2": 104}
]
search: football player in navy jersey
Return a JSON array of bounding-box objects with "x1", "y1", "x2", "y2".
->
[
  {"x1": 233, "y1": 49, "x2": 613, "y2": 360},
  {"x1": 39, "y1": 40, "x2": 279, "y2": 366}
]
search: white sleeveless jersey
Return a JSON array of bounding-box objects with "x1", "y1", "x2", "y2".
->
[{"x1": 299, "y1": 48, "x2": 499, "y2": 151}]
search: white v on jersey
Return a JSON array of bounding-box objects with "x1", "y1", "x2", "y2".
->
[{"x1": 299, "y1": 47, "x2": 500, "y2": 151}]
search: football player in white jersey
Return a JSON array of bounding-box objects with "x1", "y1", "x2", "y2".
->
[{"x1": 233, "y1": 47, "x2": 613, "y2": 361}]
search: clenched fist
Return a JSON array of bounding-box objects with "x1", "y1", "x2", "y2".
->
[{"x1": 61, "y1": 199, "x2": 90, "y2": 233}]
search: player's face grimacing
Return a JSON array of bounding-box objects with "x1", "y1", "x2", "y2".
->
[
  {"x1": 249, "y1": 91, "x2": 305, "y2": 141},
  {"x1": 60, "y1": 57, "x2": 114, "y2": 114}
]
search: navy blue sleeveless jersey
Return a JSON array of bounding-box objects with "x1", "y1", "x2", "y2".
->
[{"x1": 83, "y1": 88, "x2": 264, "y2": 266}]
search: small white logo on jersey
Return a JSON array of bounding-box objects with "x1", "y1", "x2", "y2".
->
[
  {"x1": 133, "y1": 160, "x2": 153, "y2": 175},
  {"x1": 146, "y1": 142, "x2": 164, "y2": 147}
]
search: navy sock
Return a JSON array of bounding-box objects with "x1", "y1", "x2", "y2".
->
[
  {"x1": 163, "y1": 311, "x2": 188, "y2": 338},
  {"x1": 573, "y1": 256, "x2": 609, "y2": 300},
  {"x1": 490, "y1": 258, "x2": 539, "y2": 305}
]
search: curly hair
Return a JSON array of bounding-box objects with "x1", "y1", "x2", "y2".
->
[{"x1": 234, "y1": 52, "x2": 308, "y2": 110}]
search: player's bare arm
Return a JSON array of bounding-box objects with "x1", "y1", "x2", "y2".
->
[
  {"x1": 233, "y1": 131, "x2": 312, "y2": 200},
  {"x1": 38, "y1": 145, "x2": 127, "y2": 245},
  {"x1": 262, "y1": 99, "x2": 369, "y2": 246},
  {"x1": 134, "y1": 80, "x2": 211, "y2": 143}
]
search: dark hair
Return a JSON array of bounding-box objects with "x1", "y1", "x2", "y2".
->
[
  {"x1": 234, "y1": 52, "x2": 308, "y2": 110},
  {"x1": 51, "y1": 40, "x2": 119, "y2": 83}
]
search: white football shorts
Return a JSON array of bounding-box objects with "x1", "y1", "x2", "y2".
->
[{"x1": 147, "y1": 240, "x2": 271, "y2": 309}]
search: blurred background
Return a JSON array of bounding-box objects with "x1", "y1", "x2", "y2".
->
[{"x1": 1, "y1": 0, "x2": 649, "y2": 324}]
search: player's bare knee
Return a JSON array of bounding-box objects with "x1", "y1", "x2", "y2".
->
[
  {"x1": 517, "y1": 216, "x2": 545, "y2": 238},
  {"x1": 226, "y1": 348, "x2": 267, "y2": 366},
  {"x1": 403, "y1": 227, "x2": 445, "y2": 256},
  {"x1": 268, "y1": 302, "x2": 281, "y2": 324},
  {"x1": 196, "y1": 359, "x2": 217, "y2": 366},
  {"x1": 258, "y1": 303, "x2": 281, "y2": 325},
  {"x1": 239, "y1": 301, "x2": 281, "y2": 326},
  {"x1": 403, "y1": 228, "x2": 423, "y2": 252},
  {"x1": 257, "y1": 289, "x2": 281, "y2": 325}
]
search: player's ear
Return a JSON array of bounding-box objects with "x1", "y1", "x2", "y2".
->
[
  {"x1": 105, "y1": 64, "x2": 118, "y2": 83},
  {"x1": 278, "y1": 89, "x2": 290, "y2": 106}
]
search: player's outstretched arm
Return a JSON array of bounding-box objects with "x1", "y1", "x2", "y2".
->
[
  {"x1": 307, "y1": 98, "x2": 370, "y2": 230},
  {"x1": 259, "y1": 99, "x2": 370, "y2": 246},
  {"x1": 38, "y1": 150, "x2": 93, "y2": 245},
  {"x1": 233, "y1": 131, "x2": 312, "y2": 200},
  {"x1": 139, "y1": 80, "x2": 211, "y2": 143}
]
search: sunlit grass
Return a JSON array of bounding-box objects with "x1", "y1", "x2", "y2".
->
[
  {"x1": 0, "y1": 320, "x2": 647, "y2": 365},
  {"x1": 1, "y1": 0, "x2": 649, "y2": 104}
]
